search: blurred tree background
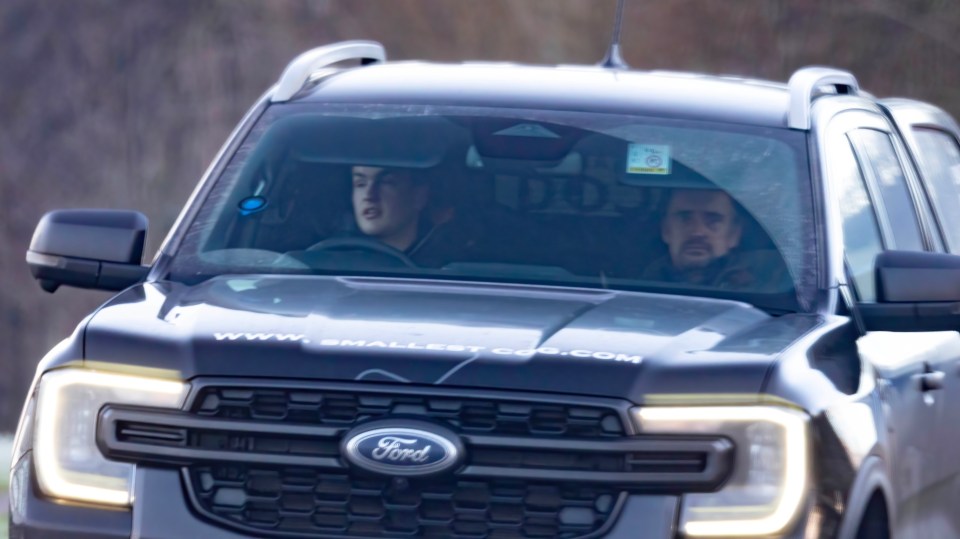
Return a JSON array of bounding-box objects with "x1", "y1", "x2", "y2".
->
[{"x1": 2, "y1": 0, "x2": 960, "y2": 431}]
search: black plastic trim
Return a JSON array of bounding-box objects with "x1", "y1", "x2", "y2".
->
[
  {"x1": 859, "y1": 302, "x2": 960, "y2": 332},
  {"x1": 461, "y1": 434, "x2": 733, "y2": 489},
  {"x1": 180, "y1": 465, "x2": 631, "y2": 539},
  {"x1": 98, "y1": 407, "x2": 345, "y2": 469},
  {"x1": 182, "y1": 378, "x2": 639, "y2": 435},
  {"x1": 456, "y1": 462, "x2": 726, "y2": 489},
  {"x1": 26, "y1": 251, "x2": 149, "y2": 293},
  {"x1": 99, "y1": 409, "x2": 733, "y2": 490}
]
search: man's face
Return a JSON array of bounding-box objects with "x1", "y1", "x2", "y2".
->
[
  {"x1": 351, "y1": 166, "x2": 427, "y2": 249},
  {"x1": 661, "y1": 190, "x2": 742, "y2": 270}
]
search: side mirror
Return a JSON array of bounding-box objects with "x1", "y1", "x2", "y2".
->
[
  {"x1": 26, "y1": 209, "x2": 150, "y2": 293},
  {"x1": 859, "y1": 250, "x2": 960, "y2": 332}
]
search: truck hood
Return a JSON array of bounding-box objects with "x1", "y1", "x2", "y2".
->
[{"x1": 83, "y1": 276, "x2": 823, "y2": 402}]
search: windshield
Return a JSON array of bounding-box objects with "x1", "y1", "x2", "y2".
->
[{"x1": 168, "y1": 104, "x2": 817, "y2": 312}]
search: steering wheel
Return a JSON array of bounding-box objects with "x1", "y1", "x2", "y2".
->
[{"x1": 305, "y1": 237, "x2": 416, "y2": 267}]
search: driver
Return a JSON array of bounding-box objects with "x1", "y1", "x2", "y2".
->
[{"x1": 351, "y1": 165, "x2": 430, "y2": 253}]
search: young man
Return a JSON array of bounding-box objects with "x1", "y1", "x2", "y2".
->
[{"x1": 351, "y1": 165, "x2": 430, "y2": 252}]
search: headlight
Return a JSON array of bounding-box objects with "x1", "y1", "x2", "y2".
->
[
  {"x1": 34, "y1": 368, "x2": 189, "y2": 506},
  {"x1": 633, "y1": 405, "x2": 809, "y2": 538}
]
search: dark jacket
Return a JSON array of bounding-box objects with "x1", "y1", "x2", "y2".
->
[{"x1": 641, "y1": 249, "x2": 792, "y2": 292}]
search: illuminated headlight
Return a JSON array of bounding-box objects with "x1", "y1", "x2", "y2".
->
[
  {"x1": 633, "y1": 406, "x2": 809, "y2": 537},
  {"x1": 34, "y1": 368, "x2": 189, "y2": 506}
]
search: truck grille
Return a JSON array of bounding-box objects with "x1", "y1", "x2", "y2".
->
[
  {"x1": 187, "y1": 465, "x2": 622, "y2": 538},
  {"x1": 99, "y1": 381, "x2": 734, "y2": 538},
  {"x1": 191, "y1": 386, "x2": 625, "y2": 438}
]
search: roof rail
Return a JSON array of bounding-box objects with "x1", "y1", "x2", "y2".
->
[
  {"x1": 272, "y1": 40, "x2": 386, "y2": 103},
  {"x1": 787, "y1": 66, "x2": 859, "y2": 130}
]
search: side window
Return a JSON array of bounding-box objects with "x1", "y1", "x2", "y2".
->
[
  {"x1": 851, "y1": 129, "x2": 926, "y2": 251},
  {"x1": 830, "y1": 133, "x2": 885, "y2": 301},
  {"x1": 911, "y1": 128, "x2": 960, "y2": 254}
]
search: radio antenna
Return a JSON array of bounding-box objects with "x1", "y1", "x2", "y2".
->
[{"x1": 600, "y1": 0, "x2": 628, "y2": 69}]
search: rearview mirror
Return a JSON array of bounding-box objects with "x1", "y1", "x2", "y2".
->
[{"x1": 26, "y1": 209, "x2": 150, "y2": 293}]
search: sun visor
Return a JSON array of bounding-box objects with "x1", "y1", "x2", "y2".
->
[{"x1": 242, "y1": 114, "x2": 466, "y2": 174}]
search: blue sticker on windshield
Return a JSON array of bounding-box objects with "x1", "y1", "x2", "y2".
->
[{"x1": 238, "y1": 196, "x2": 267, "y2": 215}]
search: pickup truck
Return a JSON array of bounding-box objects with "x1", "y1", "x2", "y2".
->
[{"x1": 11, "y1": 40, "x2": 960, "y2": 539}]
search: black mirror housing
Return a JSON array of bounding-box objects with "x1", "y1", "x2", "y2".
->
[
  {"x1": 860, "y1": 250, "x2": 960, "y2": 332},
  {"x1": 26, "y1": 209, "x2": 150, "y2": 293},
  {"x1": 875, "y1": 250, "x2": 960, "y2": 303}
]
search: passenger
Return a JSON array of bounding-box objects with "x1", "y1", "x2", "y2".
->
[
  {"x1": 642, "y1": 188, "x2": 790, "y2": 290},
  {"x1": 351, "y1": 165, "x2": 430, "y2": 252}
]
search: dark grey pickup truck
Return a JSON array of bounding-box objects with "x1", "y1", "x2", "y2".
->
[{"x1": 11, "y1": 40, "x2": 960, "y2": 539}]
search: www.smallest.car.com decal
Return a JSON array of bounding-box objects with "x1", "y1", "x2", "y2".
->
[
  {"x1": 212, "y1": 333, "x2": 644, "y2": 365},
  {"x1": 317, "y1": 339, "x2": 643, "y2": 364}
]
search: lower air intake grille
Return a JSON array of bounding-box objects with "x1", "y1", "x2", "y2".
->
[{"x1": 187, "y1": 465, "x2": 622, "y2": 538}]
